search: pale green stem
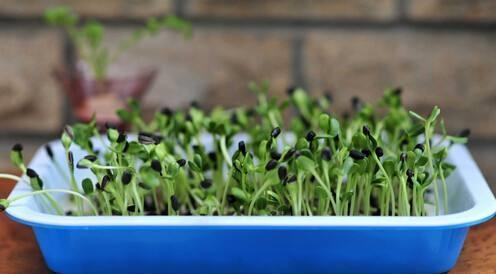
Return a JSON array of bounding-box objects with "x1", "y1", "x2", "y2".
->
[{"x1": 9, "y1": 189, "x2": 98, "y2": 216}]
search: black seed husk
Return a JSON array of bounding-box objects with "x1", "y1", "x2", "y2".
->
[
  {"x1": 138, "y1": 132, "x2": 156, "y2": 145},
  {"x1": 227, "y1": 194, "x2": 236, "y2": 204},
  {"x1": 160, "y1": 107, "x2": 173, "y2": 116},
  {"x1": 406, "y1": 169, "x2": 414, "y2": 178},
  {"x1": 270, "y1": 151, "x2": 281, "y2": 160},
  {"x1": 321, "y1": 148, "x2": 332, "y2": 161},
  {"x1": 282, "y1": 148, "x2": 296, "y2": 162},
  {"x1": 12, "y1": 143, "x2": 23, "y2": 152},
  {"x1": 44, "y1": 145, "x2": 53, "y2": 159},
  {"x1": 185, "y1": 113, "x2": 192, "y2": 121},
  {"x1": 122, "y1": 141, "x2": 130, "y2": 153},
  {"x1": 238, "y1": 141, "x2": 246, "y2": 155},
  {"x1": 208, "y1": 152, "x2": 217, "y2": 162},
  {"x1": 278, "y1": 166, "x2": 288, "y2": 181},
  {"x1": 271, "y1": 127, "x2": 281, "y2": 138},
  {"x1": 375, "y1": 147, "x2": 384, "y2": 157},
  {"x1": 190, "y1": 101, "x2": 200, "y2": 109},
  {"x1": 246, "y1": 108, "x2": 256, "y2": 117},
  {"x1": 151, "y1": 160, "x2": 162, "y2": 173},
  {"x1": 414, "y1": 143, "x2": 425, "y2": 152},
  {"x1": 200, "y1": 179, "x2": 212, "y2": 189},
  {"x1": 138, "y1": 182, "x2": 151, "y2": 190},
  {"x1": 362, "y1": 125, "x2": 371, "y2": 136},
  {"x1": 351, "y1": 96, "x2": 362, "y2": 111},
  {"x1": 349, "y1": 150, "x2": 366, "y2": 160},
  {"x1": 392, "y1": 87, "x2": 403, "y2": 96},
  {"x1": 230, "y1": 113, "x2": 238, "y2": 124},
  {"x1": 361, "y1": 149, "x2": 371, "y2": 157},
  {"x1": 305, "y1": 131, "x2": 316, "y2": 142},
  {"x1": 407, "y1": 176, "x2": 414, "y2": 188},
  {"x1": 64, "y1": 125, "x2": 74, "y2": 139},
  {"x1": 177, "y1": 159, "x2": 186, "y2": 167},
  {"x1": 26, "y1": 168, "x2": 38, "y2": 178},
  {"x1": 68, "y1": 151, "x2": 74, "y2": 169},
  {"x1": 116, "y1": 133, "x2": 126, "y2": 143},
  {"x1": 265, "y1": 159, "x2": 278, "y2": 171},
  {"x1": 459, "y1": 128, "x2": 471, "y2": 138},
  {"x1": 286, "y1": 175, "x2": 297, "y2": 184},
  {"x1": 121, "y1": 171, "x2": 133, "y2": 185},
  {"x1": 84, "y1": 155, "x2": 97, "y2": 162},
  {"x1": 286, "y1": 86, "x2": 296, "y2": 96},
  {"x1": 101, "y1": 175, "x2": 110, "y2": 190},
  {"x1": 171, "y1": 195, "x2": 180, "y2": 211}
]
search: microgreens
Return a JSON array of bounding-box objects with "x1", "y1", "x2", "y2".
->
[{"x1": 0, "y1": 84, "x2": 468, "y2": 217}]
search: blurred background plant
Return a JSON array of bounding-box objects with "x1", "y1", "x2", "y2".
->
[
  {"x1": 0, "y1": 0, "x2": 494, "y2": 193},
  {"x1": 45, "y1": 6, "x2": 191, "y2": 127}
]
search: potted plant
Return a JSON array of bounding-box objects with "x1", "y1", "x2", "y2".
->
[
  {"x1": 45, "y1": 6, "x2": 191, "y2": 127},
  {"x1": 1, "y1": 84, "x2": 495, "y2": 273}
]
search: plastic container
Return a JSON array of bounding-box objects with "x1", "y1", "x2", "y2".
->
[{"x1": 6, "y1": 140, "x2": 496, "y2": 274}]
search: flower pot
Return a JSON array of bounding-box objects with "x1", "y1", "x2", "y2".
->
[
  {"x1": 5, "y1": 137, "x2": 496, "y2": 274},
  {"x1": 53, "y1": 64, "x2": 157, "y2": 128}
]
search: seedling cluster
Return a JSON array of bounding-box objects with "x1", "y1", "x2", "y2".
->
[{"x1": 0, "y1": 82, "x2": 469, "y2": 216}]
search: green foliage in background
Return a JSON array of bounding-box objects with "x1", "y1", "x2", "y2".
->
[{"x1": 44, "y1": 6, "x2": 192, "y2": 80}]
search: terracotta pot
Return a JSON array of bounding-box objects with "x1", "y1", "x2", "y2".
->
[{"x1": 53, "y1": 64, "x2": 157, "y2": 128}]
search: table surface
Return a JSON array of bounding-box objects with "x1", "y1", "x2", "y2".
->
[{"x1": 0, "y1": 179, "x2": 494, "y2": 274}]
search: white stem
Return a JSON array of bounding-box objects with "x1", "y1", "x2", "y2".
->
[{"x1": 0, "y1": 174, "x2": 23, "y2": 182}]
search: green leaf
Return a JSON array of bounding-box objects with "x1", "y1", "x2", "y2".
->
[
  {"x1": 428, "y1": 106, "x2": 440, "y2": 122},
  {"x1": 139, "y1": 166, "x2": 161, "y2": 188},
  {"x1": 188, "y1": 161, "x2": 201, "y2": 173},
  {"x1": 296, "y1": 156, "x2": 316, "y2": 172},
  {"x1": 416, "y1": 156, "x2": 428, "y2": 166},
  {"x1": 231, "y1": 187, "x2": 250, "y2": 202},
  {"x1": 117, "y1": 109, "x2": 132, "y2": 122},
  {"x1": 409, "y1": 111, "x2": 426, "y2": 122},
  {"x1": 371, "y1": 177, "x2": 385, "y2": 186},
  {"x1": 82, "y1": 178, "x2": 94, "y2": 194},
  {"x1": 44, "y1": 6, "x2": 77, "y2": 26},
  {"x1": 193, "y1": 154, "x2": 203, "y2": 170},
  {"x1": 83, "y1": 21, "x2": 103, "y2": 49},
  {"x1": 295, "y1": 138, "x2": 309, "y2": 150},
  {"x1": 106, "y1": 128, "x2": 119, "y2": 143},
  {"x1": 319, "y1": 113, "x2": 330, "y2": 132},
  {"x1": 433, "y1": 147, "x2": 448, "y2": 161},
  {"x1": 446, "y1": 136, "x2": 468, "y2": 144},
  {"x1": 342, "y1": 157, "x2": 354, "y2": 175},
  {"x1": 329, "y1": 118, "x2": 340, "y2": 137}
]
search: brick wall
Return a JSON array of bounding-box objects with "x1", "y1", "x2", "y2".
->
[{"x1": 0, "y1": 0, "x2": 494, "y2": 191}]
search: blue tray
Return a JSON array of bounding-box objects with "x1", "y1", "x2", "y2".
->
[{"x1": 6, "y1": 141, "x2": 496, "y2": 274}]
